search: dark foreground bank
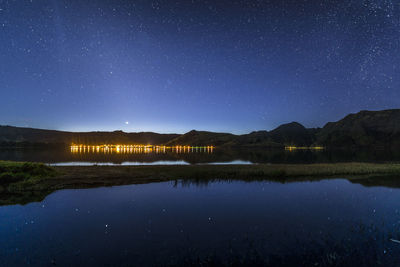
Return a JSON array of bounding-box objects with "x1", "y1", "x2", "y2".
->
[
  {"x1": 2, "y1": 160, "x2": 400, "y2": 189},
  {"x1": 2, "y1": 160, "x2": 400, "y2": 205}
]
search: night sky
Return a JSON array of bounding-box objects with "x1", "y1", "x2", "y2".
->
[{"x1": 1, "y1": 0, "x2": 399, "y2": 134}]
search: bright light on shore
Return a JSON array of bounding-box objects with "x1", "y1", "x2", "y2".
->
[{"x1": 70, "y1": 144, "x2": 214, "y2": 154}]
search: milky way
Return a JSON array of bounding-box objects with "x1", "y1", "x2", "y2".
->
[{"x1": 0, "y1": 0, "x2": 399, "y2": 133}]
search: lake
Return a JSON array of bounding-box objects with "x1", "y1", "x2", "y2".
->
[
  {"x1": 1, "y1": 179, "x2": 400, "y2": 266},
  {"x1": 1, "y1": 147, "x2": 400, "y2": 165}
]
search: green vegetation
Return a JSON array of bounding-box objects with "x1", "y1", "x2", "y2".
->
[
  {"x1": 0, "y1": 161, "x2": 57, "y2": 191},
  {"x1": 0, "y1": 161, "x2": 57, "y2": 183},
  {"x1": 0, "y1": 161, "x2": 58, "y2": 206}
]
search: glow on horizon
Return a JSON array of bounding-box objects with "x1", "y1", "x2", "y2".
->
[{"x1": 55, "y1": 122, "x2": 271, "y2": 135}]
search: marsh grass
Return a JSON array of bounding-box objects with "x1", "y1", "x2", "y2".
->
[{"x1": 0, "y1": 160, "x2": 57, "y2": 186}]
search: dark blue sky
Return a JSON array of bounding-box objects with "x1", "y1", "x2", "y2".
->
[{"x1": 1, "y1": 0, "x2": 399, "y2": 134}]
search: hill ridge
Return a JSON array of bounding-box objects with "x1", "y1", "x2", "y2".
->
[{"x1": 1, "y1": 109, "x2": 400, "y2": 148}]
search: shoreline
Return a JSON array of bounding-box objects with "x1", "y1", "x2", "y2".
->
[
  {"x1": 4, "y1": 161, "x2": 400, "y2": 189},
  {"x1": 2, "y1": 161, "x2": 400, "y2": 205}
]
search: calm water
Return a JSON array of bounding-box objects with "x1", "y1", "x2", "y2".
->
[
  {"x1": 1, "y1": 147, "x2": 400, "y2": 165},
  {"x1": 1, "y1": 179, "x2": 400, "y2": 266}
]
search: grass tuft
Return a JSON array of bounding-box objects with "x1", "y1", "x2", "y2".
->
[{"x1": 0, "y1": 161, "x2": 57, "y2": 186}]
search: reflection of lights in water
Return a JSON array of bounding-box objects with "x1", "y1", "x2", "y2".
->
[
  {"x1": 70, "y1": 145, "x2": 214, "y2": 154},
  {"x1": 285, "y1": 146, "x2": 324, "y2": 151}
]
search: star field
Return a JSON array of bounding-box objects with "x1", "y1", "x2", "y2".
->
[{"x1": 0, "y1": 0, "x2": 399, "y2": 133}]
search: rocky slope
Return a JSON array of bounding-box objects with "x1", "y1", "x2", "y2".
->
[{"x1": 316, "y1": 109, "x2": 400, "y2": 148}]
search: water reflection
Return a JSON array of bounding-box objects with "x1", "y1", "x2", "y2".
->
[
  {"x1": 3, "y1": 174, "x2": 400, "y2": 207},
  {"x1": 1, "y1": 147, "x2": 400, "y2": 165},
  {"x1": 1, "y1": 180, "x2": 400, "y2": 266}
]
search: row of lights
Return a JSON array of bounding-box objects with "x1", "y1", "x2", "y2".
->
[
  {"x1": 70, "y1": 144, "x2": 214, "y2": 149},
  {"x1": 70, "y1": 145, "x2": 214, "y2": 153}
]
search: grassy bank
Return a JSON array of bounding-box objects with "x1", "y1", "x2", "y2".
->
[
  {"x1": 0, "y1": 160, "x2": 57, "y2": 186},
  {"x1": 4, "y1": 161, "x2": 400, "y2": 190},
  {"x1": 1, "y1": 161, "x2": 400, "y2": 205}
]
